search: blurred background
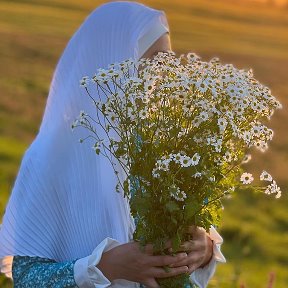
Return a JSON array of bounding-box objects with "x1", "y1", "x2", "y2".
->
[{"x1": 0, "y1": 0, "x2": 287, "y2": 287}]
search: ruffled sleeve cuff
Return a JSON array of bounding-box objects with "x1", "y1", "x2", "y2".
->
[
  {"x1": 189, "y1": 226, "x2": 226, "y2": 288},
  {"x1": 73, "y1": 237, "x2": 120, "y2": 288}
]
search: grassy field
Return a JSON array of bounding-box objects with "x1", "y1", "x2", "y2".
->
[{"x1": 0, "y1": 0, "x2": 287, "y2": 287}]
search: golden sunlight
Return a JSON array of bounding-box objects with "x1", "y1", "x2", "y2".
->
[{"x1": 250, "y1": 0, "x2": 288, "y2": 6}]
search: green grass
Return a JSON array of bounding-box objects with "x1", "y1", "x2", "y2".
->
[
  {"x1": 0, "y1": 137, "x2": 27, "y2": 220},
  {"x1": 0, "y1": 0, "x2": 287, "y2": 287}
]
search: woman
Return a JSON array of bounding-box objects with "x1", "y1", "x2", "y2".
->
[{"x1": 0, "y1": 2, "x2": 225, "y2": 287}]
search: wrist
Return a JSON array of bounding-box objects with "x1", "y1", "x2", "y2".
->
[{"x1": 96, "y1": 250, "x2": 118, "y2": 281}]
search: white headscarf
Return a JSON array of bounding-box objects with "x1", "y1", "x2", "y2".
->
[{"x1": 0, "y1": 1, "x2": 169, "y2": 277}]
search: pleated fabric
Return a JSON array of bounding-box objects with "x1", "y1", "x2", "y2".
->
[{"x1": 0, "y1": 1, "x2": 169, "y2": 277}]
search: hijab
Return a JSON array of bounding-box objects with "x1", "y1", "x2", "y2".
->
[{"x1": 0, "y1": 1, "x2": 169, "y2": 277}]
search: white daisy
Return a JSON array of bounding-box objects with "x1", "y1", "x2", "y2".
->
[
  {"x1": 223, "y1": 152, "x2": 233, "y2": 163},
  {"x1": 193, "y1": 135, "x2": 204, "y2": 144},
  {"x1": 152, "y1": 168, "x2": 160, "y2": 178},
  {"x1": 191, "y1": 153, "x2": 201, "y2": 166},
  {"x1": 275, "y1": 191, "x2": 282, "y2": 199},
  {"x1": 177, "y1": 190, "x2": 187, "y2": 201},
  {"x1": 107, "y1": 112, "x2": 117, "y2": 123},
  {"x1": 217, "y1": 117, "x2": 227, "y2": 132},
  {"x1": 192, "y1": 172, "x2": 202, "y2": 178},
  {"x1": 180, "y1": 155, "x2": 192, "y2": 168},
  {"x1": 242, "y1": 154, "x2": 252, "y2": 164},
  {"x1": 79, "y1": 110, "x2": 87, "y2": 118},
  {"x1": 209, "y1": 176, "x2": 216, "y2": 182},
  {"x1": 160, "y1": 162, "x2": 169, "y2": 171},
  {"x1": 240, "y1": 172, "x2": 254, "y2": 184},
  {"x1": 192, "y1": 117, "x2": 202, "y2": 128},
  {"x1": 80, "y1": 76, "x2": 89, "y2": 87},
  {"x1": 242, "y1": 131, "x2": 252, "y2": 144},
  {"x1": 254, "y1": 140, "x2": 268, "y2": 152},
  {"x1": 139, "y1": 108, "x2": 148, "y2": 119},
  {"x1": 265, "y1": 181, "x2": 281, "y2": 198},
  {"x1": 170, "y1": 186, "x2": 187, "y2": 202},
  {"x1": 234, "y1": 106, "x2": 245, "y2": 116},
  {"x1": 196, "y1": 80, "x2": 208, "y2": 93},
  {"x1": 199, "y1": 111, "x2": 209, "y2": 121},
  {"x1": 260, "y1": 171, "x2": 273, "y2": 182},
  {"x1": 259, "y1": 142, "x2": 268, "y2": 152},
  {"x1": 149, "y1": 104, "x2": 158, "y2": 113},
  {"x1": 173, "y1": 153, "x2": 183, "y2": 164},
  {"x1": 127, "y1": 107, "x2": 135, "y2": 120}
]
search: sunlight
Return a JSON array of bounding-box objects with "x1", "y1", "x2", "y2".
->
[{"x1": 247, "y1": 0, "x2": 287, "y2": 6}]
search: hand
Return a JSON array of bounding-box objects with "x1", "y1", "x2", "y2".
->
[
  {"x1": 97, "y1": 241, "x2": 189, "y2": 288},
  {"x1": 169, "y1": 226, "x2": 213, "y2": 274}
]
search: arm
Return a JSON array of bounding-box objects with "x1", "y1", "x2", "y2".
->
[
  {"x1": 12, "y1": 238, "x2": 190, "y2": 288},
  {"x1": 12, "y1": 256, "x2": 78, "y2": 288},
  {"x1": 74, "y1": 231, "x2": 225, "y2": 288},
  {"x1": 75, "y1": 237, "x2": 189, "y2": 288}
]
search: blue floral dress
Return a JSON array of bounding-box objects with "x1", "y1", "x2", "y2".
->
[
  {"x1": 12, "y1": 256, "x2": 78, "y2": 288},
  {"x1": 12, "y1": 256, "x2": 199, "y2": 287}
]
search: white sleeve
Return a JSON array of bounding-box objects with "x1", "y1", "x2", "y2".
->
[
  {"x1": 73, "y1": 237, "x2": 120, "y2": 288},
  {"x1": 189, "y1": 226, "x2": 226, "y2": 288},
  {"x1": 73, "y1": 237, "x2": 140, "y2": 288}
]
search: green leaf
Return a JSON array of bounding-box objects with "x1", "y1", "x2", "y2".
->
[
  {"x1": 115, "y1": 146, "x2": 126, "y2": 157},
  {"x1": 169, "y1": 186, "x2": 178, "y2": 194},
  {"x1": 165, "y1": 201, "x2": 179, "y2": 213},
  {"x1": 172, "y1": 232, "x2": 181, "y2": 251},
  {"x1": 170, "y1": 216, "x2": 178, "y2": 225},
  {"x1": 131, "y1": 197, "x2": 149, "y2": 216},
  {"x1": 184, "y1": 201, "x2": 202, "y2": 219},
  {"x1": 123, "y1": 178, "x2": 129, "y2": 196}
]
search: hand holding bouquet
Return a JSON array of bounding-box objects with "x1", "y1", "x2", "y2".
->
[{"x1": 74, "y1": 51, "x2": 282, "y2": 287}]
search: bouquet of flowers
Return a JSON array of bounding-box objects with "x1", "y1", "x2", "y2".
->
[{"x1": 74, "y1": 51, "x2": 282, "y2": 287}]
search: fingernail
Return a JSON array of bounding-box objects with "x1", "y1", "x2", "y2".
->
[{"x1": 179, "y1": 252, "x2": 188, "y2": 258}]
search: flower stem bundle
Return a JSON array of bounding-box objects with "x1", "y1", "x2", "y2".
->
[{"x1": 74, "y1": 52, "x2": 282, "y2": 287}]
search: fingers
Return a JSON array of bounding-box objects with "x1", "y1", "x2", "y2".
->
[
  {"x1": 147, "y1": 252, "x2": 188, "y2": 267},
  {"x1": 142, "y1": 243, "x2": 154, "y2": 255},
  {"x1": 185, "y1": 225, "x2": 197, "y2": 234},
  {"x1": 150, "y1": 265, "x2": 189, "y2": 278},
  {"x1": 179, "y1": 240, "x2": 196, "y2": 252},
  {"x1": 176, "y1": 239, "x2": 206, "y2": 254},
  {"x1": 170, "y1": 250, "x2": 205, "y2": 269},
  {"x1": 138, "y1": 253, "x2": 189, "y2": 288},
  {"x1": 142, "y1": 228, "x2": 206, "y2": 255},
  {"x1": 187, "y1": 263, "x2": 200, "y2": 274},
  {"x1": 186, "y1": 226, "x2": 207, "y2": 239}
]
